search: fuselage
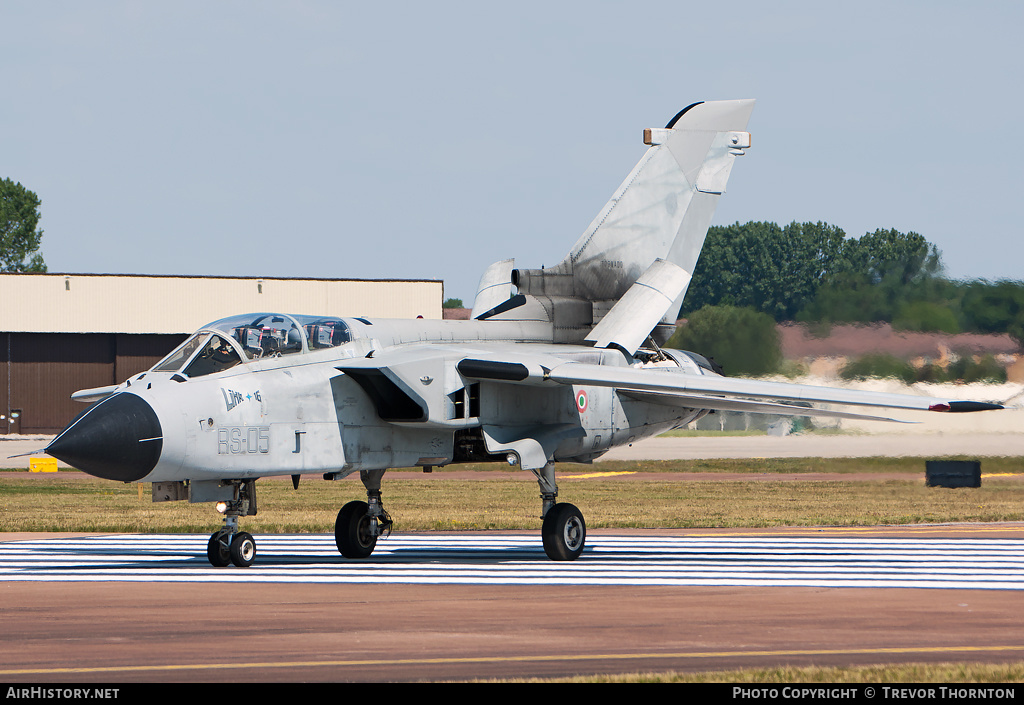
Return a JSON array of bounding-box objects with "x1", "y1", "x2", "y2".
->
[{"x1": 46, "y1": 312, "x2": 709, "y2": 484}]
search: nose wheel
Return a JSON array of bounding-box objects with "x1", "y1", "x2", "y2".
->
[
  {"x1": 229, "y1": 532, "x2": 257, "y2": 567},
  {"x1": 206, "y1": 530, "x2": 231, "y2": 567}
]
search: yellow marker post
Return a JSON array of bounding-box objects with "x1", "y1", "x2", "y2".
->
[{"x1": 29, "y1": 458, "x2": 58, "y2": 473}]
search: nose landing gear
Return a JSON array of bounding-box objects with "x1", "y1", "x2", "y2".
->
[{"x1": 204, "y1": 480, "x2": 258, "y2": 568}]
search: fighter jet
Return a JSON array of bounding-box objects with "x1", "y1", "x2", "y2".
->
[{"x1": 44, "y1": 99, "x2": 1003, "y2": 567}]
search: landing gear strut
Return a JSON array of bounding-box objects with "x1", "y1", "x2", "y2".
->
[
  {"x1": 335, "y1": 469, "x2": 393, "y2": 559},
  {"x1": 533, "y1": 461, "x2": 586, "y2": 561},
  {"x1": 205, "y1": 480, "x2": 258, "y2": 567}
]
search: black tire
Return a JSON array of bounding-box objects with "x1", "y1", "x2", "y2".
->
[
  {"x1": 335, "y1": 500, "x2": 377, "y2": 559},
  {"x1": 541, "y1": 503, "x2": 586, "y2": 561},
  {"x1": 229, "y1": 532, "x2": 257, "y2": 568},
  {"x1": 207, "y1": 530, "x2": 231, "y2": 567}
]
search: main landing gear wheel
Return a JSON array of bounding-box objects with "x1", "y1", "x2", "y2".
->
[
  {"x1": 229, "y1": 531, "x2": 257, "y2": 568},
  {"x1": 542, "y1": 502, "x2": 586, "y2": 561},
  {"x1": 335, "y1": 500, "x2": 378, "y2": 559},
  {"x1": 207, "y1": 530, "x2": 231, "y2": 567}
]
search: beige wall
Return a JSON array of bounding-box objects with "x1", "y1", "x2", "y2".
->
[{"x1": 0, "y1": 274, "x2": 443, "y2": 334}]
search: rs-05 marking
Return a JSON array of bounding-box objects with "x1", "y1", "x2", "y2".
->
[{"x1": 217, "y1": 426, "x2": 270, "y2": 454}]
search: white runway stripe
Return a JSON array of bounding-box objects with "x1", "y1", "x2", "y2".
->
[{"x1": 1, "y1": 534, "x2": 1023, "y2": 589}]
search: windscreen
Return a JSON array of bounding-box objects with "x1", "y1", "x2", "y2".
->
[
  {"x1": 153, "y1": 334, "x2": 208, "y2": 372},
  {"x1": 184, "y1": 335, "x2": 243, "y2": 377}
]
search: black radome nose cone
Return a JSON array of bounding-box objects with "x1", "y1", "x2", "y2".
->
[{"x1": 46, "y1": 393, "x2": 162, "y2": 481}]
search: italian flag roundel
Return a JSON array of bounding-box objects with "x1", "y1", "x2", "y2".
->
[{"x1": 576, "y1": 389, "x2": 588, "y2": 413}]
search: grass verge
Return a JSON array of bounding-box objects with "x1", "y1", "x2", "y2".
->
[
  {"x1": 2, "y1": 457, "x2": 1024, "y2": 532},
  {"x1": 481, "y1": 661, "x2": 1024, "y2": 683}
]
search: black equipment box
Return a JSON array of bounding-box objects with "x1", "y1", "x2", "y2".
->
[{"x1": 925, "y1": 460, "x2": 981, "y2": 488}]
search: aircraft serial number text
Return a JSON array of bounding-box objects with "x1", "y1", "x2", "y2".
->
[{"x1": 217, "y1": 426, "x2": 270, "y2": 454}]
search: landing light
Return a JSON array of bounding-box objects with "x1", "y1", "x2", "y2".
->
[{"x1": 216, "y1": 501, "x2": 228, "y2": 514}]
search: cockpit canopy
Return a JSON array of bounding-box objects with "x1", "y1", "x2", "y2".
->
[{"x1": 151, "y1": 313, "x2": 354, "y2": 379}]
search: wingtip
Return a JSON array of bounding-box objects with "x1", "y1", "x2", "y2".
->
[{"x1": 929, "y1": 401, "x2": 1005, "y2": 413}]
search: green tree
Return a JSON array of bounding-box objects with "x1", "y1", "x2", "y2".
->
[
  {"x1": 443, "y1": 298, "x2": 464, "y2": 308},
  {"x1": 683, "y1": 221, "x2": 848, "y2": 320},
  {"x1": 0, "y1": 179, "x2": 47, "y2": 272},
  {"x1": 959, "y1": 280, "x2": 1024, "y2": 346},
  {"x1": 686, "y1": 222, "x2": 950, "y2": 327},
  {"x1": 960, "y1": 280, "x2": 1024, "y2": 332},
  {"x1": 892, "y1": 300, "x2": 960, "y2": 334},
  {"x1": 843, "y1": 228, "x2": 941, "y2": 286},
  {"x1": 666, "y1": 305, "x2": 781, "y2": 376},
  {"x1": 797, "y1": 228, "x2": 945, "y2": 326}
]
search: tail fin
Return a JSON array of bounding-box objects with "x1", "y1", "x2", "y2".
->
[{"x1": 473, "y1": 99, "x2": 754, "y2": 343}]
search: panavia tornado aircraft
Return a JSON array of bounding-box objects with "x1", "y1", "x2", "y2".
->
[{"x1": 44, "y1": 99, "x2": 1003, "y2": 567}]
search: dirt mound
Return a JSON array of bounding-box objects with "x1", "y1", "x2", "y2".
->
[{"x1": 779, "y1": 322, "x2": 1018, "y2": 360}]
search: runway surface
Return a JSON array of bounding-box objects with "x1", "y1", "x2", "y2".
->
[
  {"x1": 3, "y1": 532, "x2": 1024, "y2": 590},
  {"x1": 5, "y1": 431, "x2": 1024, "y2": 681},
  {"x1": 2, "y1": 527, "x2": 1024, "y2": 682}
]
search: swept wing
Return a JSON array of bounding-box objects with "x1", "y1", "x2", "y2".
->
[{"x1": 456, "y1": 355, "x2": 1004, "y2": 418}]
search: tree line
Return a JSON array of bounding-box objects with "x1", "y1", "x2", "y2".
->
[
  {"x1": 680, "y1": 221, "x2": 1024, "y2": 342},
  {"x1": 667, "y1": 221, "x2": 1022, "y2": 377}
]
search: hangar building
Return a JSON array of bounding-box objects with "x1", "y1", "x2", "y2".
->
[{"x1": 0, "y1": 273, "x2": 442, "y2": 434}]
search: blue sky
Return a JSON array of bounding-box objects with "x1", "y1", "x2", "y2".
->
[{"x1": 4, "y1": 1, "x2": 1022, "y2": 303}]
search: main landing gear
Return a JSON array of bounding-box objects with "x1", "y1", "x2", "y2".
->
[
  {"x1": 534, "y1": 461, "x2": 586, "y2": 561},
  {"x1": 334, "y1": 469, "x2": 393, "y2": 559},
  {"x1": 329, "y1": 462, "x2": 586, "y2": 561},
  {"x1": 205, "y1": 480, "x2": 258, "y2": 568}
]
